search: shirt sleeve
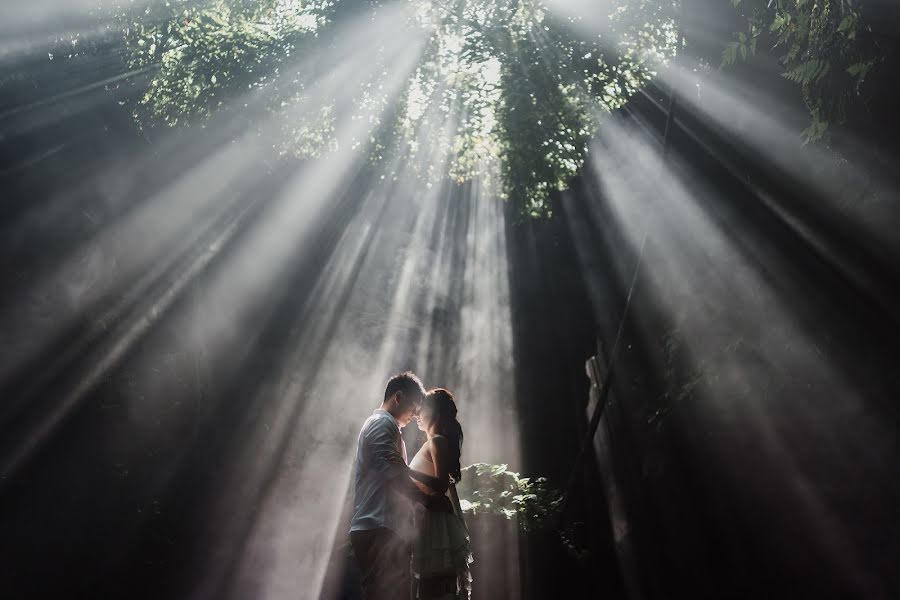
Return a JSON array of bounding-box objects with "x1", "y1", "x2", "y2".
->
[{"x1": 365, "y1": 418, "x2": 408, "y2": 480}]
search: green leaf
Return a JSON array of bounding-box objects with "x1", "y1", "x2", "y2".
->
[
  {"x1": 847, "y1": 60, "x2": 873, "y2": 78},
  {"x1": 837, "y1": 16, "x2": 854, "y2": 33},
  {"x1": 801, "y1": 114, "x2": 828, "y2": 143},
  {"x1": 784, "y1": 43, "x2": 801, "y2": 63},
  {"x1": 770, "y1": 14, "x2": 786, "y2": 31},
  {"x1": 722, "y1": 41, "x2": 739, "y2": 66},
  {"x1": 781, "y1": 59, "x2": 829, "y2": 85}
]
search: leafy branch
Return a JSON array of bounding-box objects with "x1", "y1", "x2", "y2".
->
[
  {"x1": 455, "y1": 462, "x2": 563, "y2": 533},
  {"x1": 723, "y1": 0, "x2": 883, "y2": 143}
]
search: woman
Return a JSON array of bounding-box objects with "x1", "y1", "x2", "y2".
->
[{"x1": 409, "y1": 388, "x2": 473, "y2": 600}]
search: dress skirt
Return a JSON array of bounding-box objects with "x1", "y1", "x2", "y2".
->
[{"x1": 412, "y1": 498, "x2": 473, "y2": 600}]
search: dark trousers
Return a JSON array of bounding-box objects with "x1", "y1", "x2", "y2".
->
[{"x1": 350, "y1": 528, "x2": 412, "y2": 600}]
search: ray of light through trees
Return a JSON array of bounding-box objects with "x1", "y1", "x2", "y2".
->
[{"x1": 1, "y1": 0, "x2": 898, "y2": 598}]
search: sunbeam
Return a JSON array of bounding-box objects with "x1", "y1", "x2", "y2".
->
[
  {"x1": 2, "y1": 0, "x2": 899, "y2": 598},
  {"x1": 568, "y1": 104, "x2": 897, "y2": 597},
  {"x1": 655, "y1": 64, "x2": 900, "y2": 271}
]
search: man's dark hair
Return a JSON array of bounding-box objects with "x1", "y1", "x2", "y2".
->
[{"x1": 383, "y1": 371, "x2": 426, "y2": 404}]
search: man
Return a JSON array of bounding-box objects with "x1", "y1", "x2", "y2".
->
[{"x1": 350, "y1": 372, "x2": 452, "y2": 600}]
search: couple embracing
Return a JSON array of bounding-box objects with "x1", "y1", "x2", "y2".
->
[{"x1": 349, "y1": 372, "x2": 473, "y2": 600}]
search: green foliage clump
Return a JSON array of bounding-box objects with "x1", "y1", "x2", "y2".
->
[
  {"x1": 407, "y1": 0, "x2": 678, "y2": 217},
  {"x1": 108, "y1": 0, "x2": 338, "y2": 155},
  {"x1": 456, "y1": 462, "x2": 563, "y2": 533},
  {"x1": 723, "y1": 0, "x2": 882, "y2": 142}
]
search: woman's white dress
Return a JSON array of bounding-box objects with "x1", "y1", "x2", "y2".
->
[
  {"x1": 409, "y1": 443, "x2": 473, "y2": 599},
  {"x1": 412, "y1": 485, "x2": 473, "y2": 599}
]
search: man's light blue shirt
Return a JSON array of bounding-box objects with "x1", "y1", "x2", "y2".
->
[{"x1": 349, "y1": 409, "x2": 412, "y2": 537}]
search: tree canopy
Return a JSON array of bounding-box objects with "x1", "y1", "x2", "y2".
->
[
  {"x1": 86, "y1": 0, "x2": 886, "y2": 213},
  {"x1": 101, "y1": 0, "x2": 677, "y2": 216}
]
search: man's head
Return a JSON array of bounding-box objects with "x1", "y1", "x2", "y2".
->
[{"x1": 381, "y1": 371, "x2": 426, "y2": 428}]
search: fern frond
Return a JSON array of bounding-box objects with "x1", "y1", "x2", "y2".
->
[{"x1": 781, "y1": 59, "x2": 829, "y2": 85}]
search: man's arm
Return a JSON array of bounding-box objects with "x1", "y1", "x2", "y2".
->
[
  {"x1": 368, "y1": 420, "x2": 452, "y2": 512},
  {"x1": 367, "y1": 420, "x2": 429, "y2": 504},
  {"x1": 409, "y1": 469, "x2": 448, "y2": 494}
]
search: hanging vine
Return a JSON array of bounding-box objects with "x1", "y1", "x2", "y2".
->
[{"x1": 723, "y1": 0, "x2": 883, "y2": 142}]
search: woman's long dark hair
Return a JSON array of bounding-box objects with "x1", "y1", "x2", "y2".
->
[{"x1": 424, "y1": 388, "x2": 464, "y2": 483}]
